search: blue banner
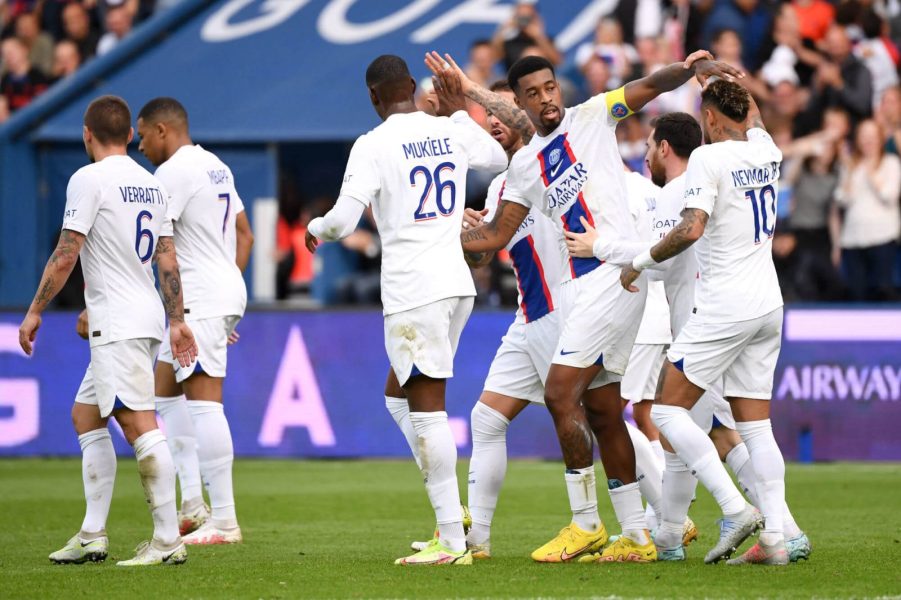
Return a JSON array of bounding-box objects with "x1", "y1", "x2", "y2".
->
[{"x1": 1, "y1": 309, "x2": 899, "y2": 460}]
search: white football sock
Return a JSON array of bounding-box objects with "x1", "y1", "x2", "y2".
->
[
  {"x1": 189, "y1": 400, "x2": 237, "y2": 528},
  {"x1": 609, "y1": 482, "x2": 649, "y2": 544},
  {"x1": 655, "y1": 451, "x2": 696, "y2": 549},
  {"x1": 626, "y1": 422, "x2": 663, "y2": 529},
  {"x1": 736, "y1": 419, "x2": 786, "y2": 544},
  {"x1": 652, "y1": 405, "x2": 745, "y2": 516},
  {"x1": 385, "y1": 396, "x2": 421, "y2": 469},
  {"x1": 726, "y1": 441, "x2": 802, "y2": 538},
  {"x1": 564, "y1": 466, "x2": 600, "y2": 532},
  {"x1": 155, "y1": 395, "x2": 203, "y2": 505},
  {"x1": 467, "y1": 402, "x2": 510, "y2": 545},
  {"x1": 409, "y1": 411, "x2": 465, "y2": 552},
  {"x1": 78, "y1": 428, "x2": 116, "y2": 536},
  {"x1": 649, "y1": 439, "x2": 665, "y2": 471},
  {"x1": 133, "y1": 429, "x2": 179, "y2": 545}
]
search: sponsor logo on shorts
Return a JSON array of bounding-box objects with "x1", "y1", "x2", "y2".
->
[{"x1": 559, "y1": 349, "x2": 579, "y2": 356}]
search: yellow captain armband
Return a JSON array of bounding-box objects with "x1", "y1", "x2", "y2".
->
[{"x1": 605, "y1": 86, "x2": 634, "y2": 122}]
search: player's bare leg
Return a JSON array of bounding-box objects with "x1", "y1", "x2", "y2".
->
[
  {"x1": 154, "y1": 361, "x2": 206, "y2": 534},
  {"x1": 651, "y1": 363, "x2": 761, "y2": 563},
  {"x1": 50, "y1": 403, "x2": 114, "y2": 564},
  {"x1": 181, "y1": 372, "x2": 241, "y2": 545},
  {"x1": 466, "y1": 392, "x2": 529, "y2": 558},
  {"x1": 395, "y1": 375, "x2": 471, "y2": 565},
  {"x1": 114, "y1": 407, "x2": 185, "y2": 566}
]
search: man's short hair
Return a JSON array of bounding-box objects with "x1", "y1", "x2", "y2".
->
[
  {"x1": 489, "y1": 79, "x2": 512, "y2": 93},
  {"x1": 711, "y1": 28, "x2": 739, "y2": 45},
  {"x1": 470, "y1": 38, "x2": 492, "y2": 50},
  {"x1": 365, "y1": 55, "x2": 411, "y2": 87},
  {"x1": 701, "y1": 79, "x2": 750, "y2": 123},
  {"x1": 650, "y1": 112, "x2": 702, "y2": 158},
  {"x1": 507, "y1": 55, "x2": 555, "y2": 92},
  {"x1": 137, "y1": 97, "x2": 188, "y2": 127},
  {"x1": 83, "y1": 95, "x2": 131, "y2": 145}
]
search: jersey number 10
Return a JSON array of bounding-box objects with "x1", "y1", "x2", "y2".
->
[
  {"x1": 411, "y1": 162, "x2": 456, "y2": 222},
  {"x1": 745, "y1": 184, "x2": 777, "y2": 244}
]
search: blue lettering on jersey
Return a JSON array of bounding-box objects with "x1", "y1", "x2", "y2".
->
[
  {"x1": 207, "y1": 169, "x2": 230, "y2": 185},
  {"x1": 118, "y1": 186, "x2": 165, "y2": 205},
  {"x1": 402, "y1": 137, "x2": 453, "y2": 160},
  {"x1": 546, "y1": 162, "x2": 589, "y2": 210},
  {"x1": 730, "y1": 162, "x2": 779, "y2": 188}
]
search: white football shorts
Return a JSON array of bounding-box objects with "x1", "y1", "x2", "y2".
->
[
  {"x1": 553, "y1": 264, "x2": 647, "y2": 389},
  {"x1": 621, "y1": 343, "x2": 667, "y2": 403},
  {"x1": 384, "y1": 296, "x2": 474, "y2": 386},
  {"x1": 689, "y1": 379, "x2": 737, "y2": 433},
  {"x1": 483, "y1": 311, "x2": 560, "y2": 404},
  {"x1": 668, "y1": 307, "x2": 783, "y2": 400},
  {"x1": 158, "y1": 315, "x2": 241, "y2": 383},
  {"x1": 75, "y1": 338, "x2": 160, "y2": 417}
]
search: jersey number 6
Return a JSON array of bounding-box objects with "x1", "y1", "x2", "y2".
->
[
  {"x1": 135, "y1": 210, "x2": 154, "y2": 263},
  {"x1": 411, "y1": 162, "x2": 456, "y2": 222}
]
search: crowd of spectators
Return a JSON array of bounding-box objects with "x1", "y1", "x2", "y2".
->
[
  {"x1": 286, "y1": 0, "x2": 901, "y2": 306},
  {"x1": 0, "y1": 0, "x2": 152, "y2": 123}
]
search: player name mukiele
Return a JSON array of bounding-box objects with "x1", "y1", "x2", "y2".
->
[
  {"x1": 118, "y1": 185, "x2": 165, "y2": 204},
  {"x1": 402, "y1": 137, "x2": 453, "y2": 160}
]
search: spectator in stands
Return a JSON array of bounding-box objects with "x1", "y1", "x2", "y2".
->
[
  {"x1": 14, "y1": 13, "x2": 54, "y2": 77},
  {"x1": 0, "y1": 95, "x2": 9, "y2": 123},
  {"x1": 50, "y1": 39, "x2": 81, "y2": 83},
  {"x1": 574, "y1": 17, "x2": 638, "y2": 90},
  {"x1": 0, "y1": 0, "x2": 40, "y2": 37},
  {"x1": 96, "y1": 4, "x2": 132, "y2": 56},
  {"x1": 791, "y1": 0, "x2": 835, "y2": 43},
  {"x1": 465, "y1": 39, "x2": 499, "y2": 88},
  {"x1": 580, "y1": 54, "x2": 611, "y2": 97},
  {"x1": 491, "y1": 0, "x2": 560, "y2": 70},
  {"x1": 877, "y1": 85, "x2": 901, "y2": 154},
  {"x1": 855, "y1": 9, "x2": 900, "y2": 107},
  {"x1": 0, "y1": 37, "x2": 49, "y2": 112},
  {"x1": 834, "y1": 119, "x2": 901, "y2": 301},
  {"x1": 62, "y1": 2, "x2": 99, "y2": 60},
  {"x1": 797, "y1": 23, "x2": 874, "y2": 135},
  {"x1": 701, "y1": 0, "x2": 774, "y2": 72},
  {"x1": 710, "y1": 27, "x2": 770, "y2": 100}
]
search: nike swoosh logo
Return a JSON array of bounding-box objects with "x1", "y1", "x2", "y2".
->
[
  {"x1": 560, "y1": 544, "x2": 592, "y2": 561},
  {"x1": 550, "y1": 161, "x2": 564, "y2": 178},
  {"x1": 559, "y1": 349, "x2": 579, "y2": 356}
]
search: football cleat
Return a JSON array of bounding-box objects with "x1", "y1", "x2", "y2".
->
[
  {"x1": 683, "y1": 517, "x2": 699, "y2": 546},
  {"x1": 49, "y1": 533, "x2": 108, "y2": 564},
  {"x1": 178, "y1": 500, "x2": 210, "y2": 536},
  {"x1": 786, "y1": 532, "x2": 811, "y2": 562},
  {"x1": 410, "y1": 505, "x2": 472, "y2": 552},
  {"x1": 726, "y1": 538, "x2": 789, "y2": 565},
  {"x1": 704, "y1": 504, "x2": 764, "y2": 564},
  {"x1": 182, "y1": 521, "x2": 242, "y2": 545},
  {"x1": 531, "y1": 522, "x2": 608, "y2": 563},
  {"x1": 468, "y1": 541, "x2": 491, "y2": 559},
  {"x1": 579, "y1": 533, "x2": 656, "y2": 563},
  {"x1": 116, "y1": 539, "x2": 187, "y2": 566},
  {"x1": 656, "y1": 544, "x2": 686, "y2": 561},
  {"x1": 395, "y1": 539, "x2": 472, "y2": 566}
]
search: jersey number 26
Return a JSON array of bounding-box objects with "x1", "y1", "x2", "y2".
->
[{"x1": 411, "y1": 162, "x2": 456, "y2": 222}]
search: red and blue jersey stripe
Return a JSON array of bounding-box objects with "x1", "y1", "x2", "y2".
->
[
  {"x1": 508, "y1": 234, "x2": 555, "y2": 322},
  {"x1": 560, "y1": 192, "x2": 602, "y2": 278}
]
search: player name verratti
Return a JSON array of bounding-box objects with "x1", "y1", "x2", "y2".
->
[
  {"x1": 118, "y1": 185, "x2": 165, "y2": 204},
  {"x1": 402, "y1": 137, "x2": 453, "y2": 160}
]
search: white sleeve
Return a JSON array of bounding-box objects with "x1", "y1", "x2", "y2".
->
[
  {"x1": 682, "y1": 149, "x2": 719, "y2": 216},
  {"x1": 158, "y1": 181, "x2": 174, "y2": 237},
  {"x1": 62, "y1": 169, "x2": 100, "y2": 235},
  {"x1": 339, "y1": 135, "x2": 381, "y2": 207},
  {"x1": 307, "y1": 195, "x2": 367, "y2": 241},
  {"x1": 593, "y1": 237, "x2": 668, "y2": 272},
  {"x1": 500, "y1": 157, "x2": 532, "y2": 209},
  {"x1": 450, "y1": 111, "x2": 507, "y2": 173},
  {"x1": 155, "y1": 165, "x2": 194, "y2": 223}
]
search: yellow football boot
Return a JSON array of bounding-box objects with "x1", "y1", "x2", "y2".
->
[
  {"x1": 531, "y1": 522, "x2": 609, "y2": 562},
  {"x1": 579, "y1": 533, "x2": 657, "y2": 563}
]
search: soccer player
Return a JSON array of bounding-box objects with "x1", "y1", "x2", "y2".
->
[
  {"x1": 305, "y1": 55, "x2": 507, "y2": 565},
  {"x1": 458, "y1": 51, "x2": 739, "y2": 563},
  {"x1": 136, "y1": 97, "x2": 253, "y2": 544},
  {"x1": 620, "y1": 80, "x2": 793, "y2": 565},
  {"x1": 18, "y1": 95, "x2": 198, "y2": 566}
]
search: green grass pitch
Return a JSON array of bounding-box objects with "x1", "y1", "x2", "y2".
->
[{"x1": 1, "y1": 459, "x2": 899, "y2": 599}]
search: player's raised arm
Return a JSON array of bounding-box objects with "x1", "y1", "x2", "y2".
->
[
  {"x1": 235, "y1": 211, "x2": 254, "y2": 272},
  {"x1": 154, "y1": 235, "x2": 198, "y2": 367},
  {"x1": 622, "y1": 51, "x2": 743, "y2": 114},
  {"x1": 18, "y1": 228, "x2": 85, "y2": 355}
]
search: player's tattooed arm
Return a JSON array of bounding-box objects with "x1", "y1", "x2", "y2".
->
[
  {"x1": 460, "y1": 200, "x2": 529, "y2": 253},
  {"x1": 624, "y1": 52, "x2": 743, "y2": 112},
  {"x1": 19, "y1": 229, "x2": 85, "y2": 355},
  {"x1": 651, "y1": 208, "x2": 709, "y2": 263},
  {"x1": 154, "y1": 236, "x2": 187, "y2": 323}
]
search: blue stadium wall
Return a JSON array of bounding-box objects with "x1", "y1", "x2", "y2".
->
[{"x1": 1, "y1": 308, "x2": 899, "y2": 461}]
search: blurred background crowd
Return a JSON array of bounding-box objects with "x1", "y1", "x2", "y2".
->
[{"x1": 4, "y1": 0, "x2": 900, "y2": 307}]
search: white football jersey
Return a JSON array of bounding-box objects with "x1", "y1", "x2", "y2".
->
[
  {"x1": 654, "y1": 172, "x2": 699, "y2": 335},
  {"x1": 625, "y1": 171, "x2": 671, "y2": 345},
  {"x1": 503, "y1": 87, "x2": 641, "y2": 283},
  {"x1": 339, "y1": 110, "x2": 506, "y2": 314},
  {"x1": 154, "y1": 145, "x2": 247, "y2": 320},
  {"x1": 62, "y1": 155, "x2": 172, "y2": 347},
  {"x1": 682, "y1": 128, "x2": 784, "y2": 323},
  {"x1": 484, "y1": 173, "x2": 562, "y2": 324}
]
